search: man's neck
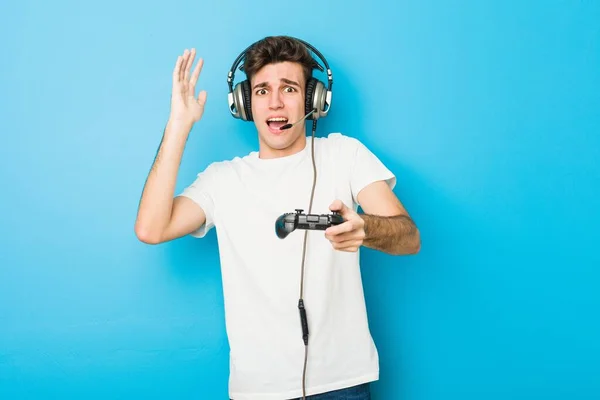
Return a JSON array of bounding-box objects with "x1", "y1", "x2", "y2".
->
[{"x1": 258, "y1": 134, "x2": 307, "y2": 159}]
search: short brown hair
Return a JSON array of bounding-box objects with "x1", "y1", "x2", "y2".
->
[{"x1": 243, "y1": 36, "x2": 316, "y2": 85}]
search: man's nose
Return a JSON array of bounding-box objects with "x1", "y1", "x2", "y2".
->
[{"x1": 269, "y1": 91, "x2": 283, "y2": 109}]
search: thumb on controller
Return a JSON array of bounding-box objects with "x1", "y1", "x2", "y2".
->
[{"x1": 329, "y1": 199, "x2": 348, "y2": 215}]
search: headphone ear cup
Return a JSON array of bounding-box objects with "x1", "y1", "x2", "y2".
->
[
  {"x1": 240, "y1": 80, "x2": 253, "y2": 122},
  {"x1": 232, "y1": 80, "x2": 251, "y2": 121},
  {"x1": 305, "y1": 78, "x2": 317, "y2": 119},
  {"x1": 305, "y1": 77, "x2": 326, "y2": 120}
]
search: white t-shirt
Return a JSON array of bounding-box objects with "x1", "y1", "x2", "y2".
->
[{"x1": 178, "y1": 133, "x2": 396, "y2": 400}]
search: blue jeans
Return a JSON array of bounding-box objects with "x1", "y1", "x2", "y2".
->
[
  {"x1": 296, "y1": 382, "x2": 371, "y2": 399},
  {"x1": 230, "y1": 382, "x2": 371, "y2": 400}
]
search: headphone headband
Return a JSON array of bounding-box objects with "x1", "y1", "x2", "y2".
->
[{"x1": 227, "y1": 37, "x2": 333, "y2": 121}]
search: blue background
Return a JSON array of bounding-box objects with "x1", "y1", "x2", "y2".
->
[{"x1": 1, "y1": 0, "x2": 599, "y2": 399}]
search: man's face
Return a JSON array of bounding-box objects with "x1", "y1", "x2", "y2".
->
[{"x1": 250, "y1": 62, "x2": 307, "y2": 159}]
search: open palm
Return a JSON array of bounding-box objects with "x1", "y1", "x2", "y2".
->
[{"x1": 170, "y1": 48, "x2": 207, "y2": 126}]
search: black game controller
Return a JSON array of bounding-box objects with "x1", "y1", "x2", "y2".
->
[{"x1": 275, "y1": 209, "x2": 345, "y2": 239}]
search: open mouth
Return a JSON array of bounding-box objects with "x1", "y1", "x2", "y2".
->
[{"x1": 266, "y1": 117, "x2": 289, "y2": 131}]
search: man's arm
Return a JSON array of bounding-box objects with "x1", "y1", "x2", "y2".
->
[
  {"x1": 134, "y1": 121, "x2": 206, "y2": 245},
  {"x1": 360, "y1": 214, "x2": 420, "y2": 255},
  {"x1": 358, "y1": 180, "x2": 420, "y2": 255},
  {"x1": 135, "y1": 48, "x2": 208, "y2": 245},
  {"x1": 325, "y1": 180, "x2": 420, "y2": 255}
]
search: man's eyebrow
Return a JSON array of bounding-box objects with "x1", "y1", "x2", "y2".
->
[
  {"x1": 281, "y1": 78, "x2": 300, "y2": 87},
  {"x1": 252, "y1": 81, "x2": 268, "y2": 90},
  {"x1": 252, "y1": 78, "x2": 301, "y2": 90}
]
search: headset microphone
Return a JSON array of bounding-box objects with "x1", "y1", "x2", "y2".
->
[{"x1": 279, "y1": 109, "x2": 316, "y2": 130}]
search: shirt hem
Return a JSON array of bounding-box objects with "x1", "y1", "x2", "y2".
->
[{"x1": 229, "y1": 371, "x2": 379, "y2": 400}]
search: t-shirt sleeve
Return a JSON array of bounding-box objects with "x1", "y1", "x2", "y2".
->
[
  {"x1": 347, "y1": 136, "x2": 396, "y2": 206},
  {"x1": 176, "y1": 163, "x2": 219, "y2": 238}
]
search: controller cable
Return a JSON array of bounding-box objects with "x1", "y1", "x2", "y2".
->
[{"x1": 298, "y1": 117, "x2": 318, "y2": 400}]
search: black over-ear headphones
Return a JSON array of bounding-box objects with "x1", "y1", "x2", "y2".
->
[{"x1": 227, "y1": 37, "x2": 333, "y2": 122}]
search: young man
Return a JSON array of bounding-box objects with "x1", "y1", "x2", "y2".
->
[{"x1": 135, "y1": 36, "x2": 420, "y2": 400}]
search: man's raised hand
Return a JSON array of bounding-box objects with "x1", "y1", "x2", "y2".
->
[{"x1": 170, "y1": 48, "x2": 207, "y2": 128}]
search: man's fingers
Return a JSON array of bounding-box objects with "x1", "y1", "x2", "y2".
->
[
  {"x1": 184, "y1": 48, "x2": 195, "y2": 83},
  {"x1": 189, "y1": 57, "x2": 204, "y2": 93},
  {"x1": 326, "y1": 226, "x2": 365, "y2": 243},
  {"x1": 330, "y1": 239, "x2": 362, "y2": 252},
  {"x1": 325, "y1": 221, "x2": 353, "y2": 237},
  {"x1": 327, "y1": 231, "x2": 348, "y2": 242},
  {"x1": 179, "y1": 50, "x2": 186, "y2": 82},
  {"x1": 197, "y1": 90, "x2": 207, "y2": 106},
  {"x1": 179, "y1": 49, "x2": 190, "y2": 82},
  {"x1": 173, "y1": 55, "x2": 183, "y2": 84},
  {"x1": 329, "y1": 199, "x2": 343, "y2": 211}
]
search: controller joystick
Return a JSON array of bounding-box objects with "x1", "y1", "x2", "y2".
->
[{"x1": 275, "y1": 209, "x2": 345, "y2": 239}]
